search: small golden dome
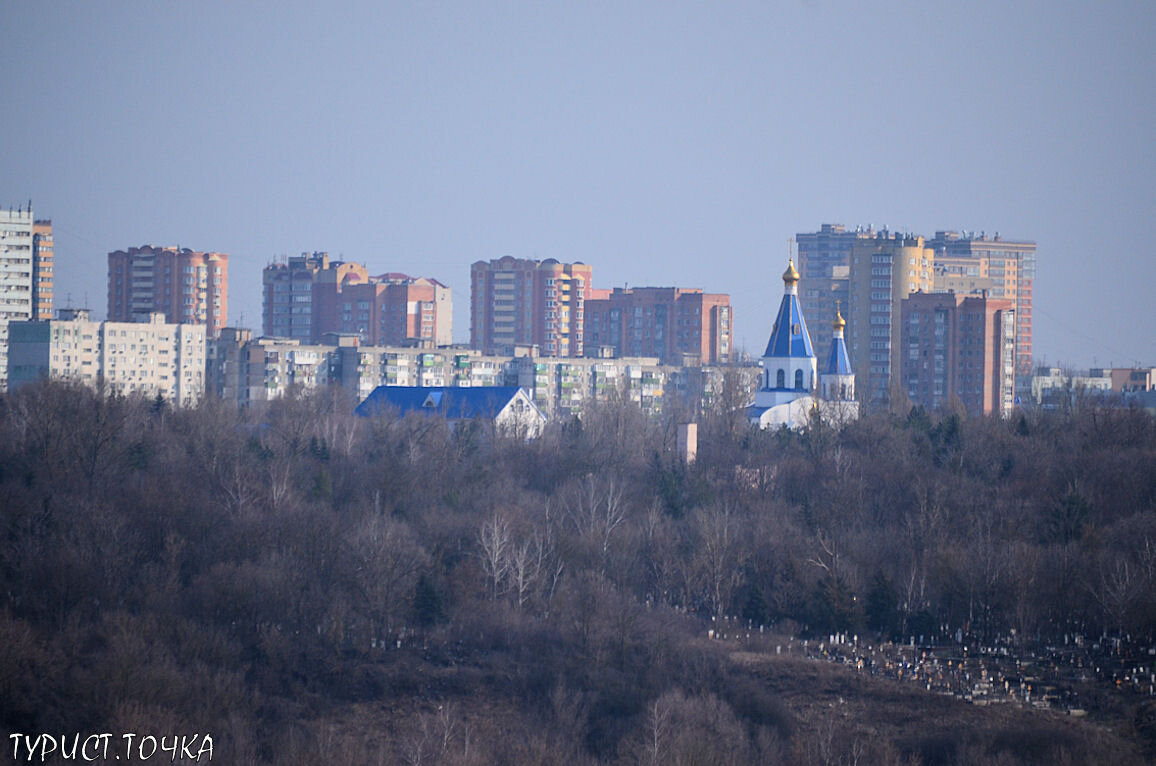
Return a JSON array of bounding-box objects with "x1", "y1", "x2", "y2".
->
[
  {"x1": 833, "y1": 304, "x2": 846, "y2": 331},
  {"x1": 782, "y1": 258, "x2": 800, "y2": 284}
]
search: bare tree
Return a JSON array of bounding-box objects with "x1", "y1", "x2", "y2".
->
[
  {"x1": 564, "y1": 473, "x2": 628, "y2": 575},
  {"x1": 477, "y1": 512, "x2": 512, "y2": 601},
  {"x1": 694, "y1": 502, "x2": 746, "y2": 620},
  {"x1": 351, "y1": 515, "x2": 428, "y2": 641}
]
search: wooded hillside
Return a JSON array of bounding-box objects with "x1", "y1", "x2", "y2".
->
[{"x1": 2, "y1": 381, "x2": 1153, "y2": 764}]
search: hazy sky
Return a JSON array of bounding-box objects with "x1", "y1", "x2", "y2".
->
[{"x1": 3, "y1": 1, "x2": 1154, "y2": 367}]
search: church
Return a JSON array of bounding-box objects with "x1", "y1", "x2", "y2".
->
[{"x1": 746, "y1": 258, "x2": 859, "y2": 429}]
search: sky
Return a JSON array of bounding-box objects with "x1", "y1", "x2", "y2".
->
[{"x1": 3, "y1": 1, "x2": 1154, "y2": 368}]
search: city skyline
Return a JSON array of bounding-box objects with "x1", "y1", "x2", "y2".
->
[{"x1": 2, "y1": 2, "x2": 1154, "y2": 368}]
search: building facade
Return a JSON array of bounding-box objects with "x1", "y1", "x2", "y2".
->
[
  {"x1": 207, "y1": 329, "x2": 729, "y2": 419},
  {"x1": 470, "y1": 257, "x2": 594, "y2": 357},
  {"x1": 845, "y1": 232, "x2": 934, "y2": 406},
  {"x1": 32, "y1": 220, "x2": 53, "y2": 321},
  {"x1": 927, "y1": 231, "x2": 1036, "y2": 394},
  {"x1": 0, "y1": 207, "x2": 36, "y2": 387},
  {"x1": 108, "y1": 245, "x2": 229, "y2": 337},
  {"x1": 582, "y1": 286, "x2": 732, "y2": 364},
  {"x1": 328, "y1": 274, "x2": 452, "y2": 347},
  {"x1": 262, "y1": 253, "x2": 451, "y2": 347},
  {"x1": 795, "y1": 223, "x2": 878, "y2": 348},
  {"x1": 8, "y1": 309, "x2": 207, "y2": 406},
  {"x1": 899, "y1": 292, "x2": 1016, "y2": 417},
  {"x1": 263, "y1": 252, "x2": 363, "y2": 342},
  {"x1": 1099, "y1": 367, "x2": 1156, "y2": 393}
]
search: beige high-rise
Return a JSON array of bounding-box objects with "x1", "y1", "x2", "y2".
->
[{"x1": 845, "y1": 232, "x2": 934, "y2": 407}]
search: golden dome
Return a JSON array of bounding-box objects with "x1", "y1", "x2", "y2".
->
[
  {"x1": 782, "y1": 258, "x2": 800, "y2": 284},
  {"x1": 833, "y1": 304, "x2": 846, "y2": 331}
]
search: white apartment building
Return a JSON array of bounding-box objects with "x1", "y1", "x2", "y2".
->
[
  {"x1": 7, "y1": 310, "x2": 207, "y2": 406},
  {"x1": 0, "y1": 207, "x2": 36, "y2": 387}
]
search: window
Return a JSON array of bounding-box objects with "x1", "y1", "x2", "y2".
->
[
  {"x1": 776, "y1": 369, "x2": 785, "y2": 388},
  {"x1": 795, "y1": 369, "x2": 804, "y2": 390}
]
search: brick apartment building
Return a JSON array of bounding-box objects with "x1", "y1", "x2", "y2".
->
[
  {"x1": 263, "y1": 252, "x2": 451, "y2": 347},
  {"x1": 108, "y1": 245, "x2": 228, "y2": 337},
  {"x1": 583, "y1": 286, "x2": 732, "y2": 365}
]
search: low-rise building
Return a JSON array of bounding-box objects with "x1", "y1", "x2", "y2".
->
[
  {"x1": 355, "y1": 385, "x2": 547, "y2": 438},
  {"x1": 1093, "y1": 367, "x2": 1156, "y2": 393},
  {"x1": 1029, "y1": 366, "x2": 1113, "y2": 408},
  {"x1": 207, "y1": 332, "x2": 728, "y2": 418}
]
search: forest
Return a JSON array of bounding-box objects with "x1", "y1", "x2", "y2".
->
[{"x1": 1, "y1": 380, "x2": 1155, "y2": 764}]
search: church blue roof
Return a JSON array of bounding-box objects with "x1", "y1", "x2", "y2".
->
[
  {"x1": 763, "y1": 293, "x2": 814, "y2": 359},
  {"x1": 824, "y1": 334, "x2": 853, "y2": 376},
  {"x1": 355, "y1": 386, "x2": 530, "y2": 420}
]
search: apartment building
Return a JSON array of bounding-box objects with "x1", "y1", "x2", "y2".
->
[
  {"x1": 899, "y1": 292, "x2": 1016, "y2": 417},
  {"x1": 927, "y1": 231, "x2": 1036, "y2": 393},
  {"x1": 108, "y1": 245, "x2": 228, "y2": 337},
  {"x1": 0, "y1": 207, "x2": 35, "y2": 387},
  {"x1": 795, "y1": 224, "x2": 877, "y2": 347},
  {"x1": 32, "y1": 220, "x2": 53, "y2": 320},
  {"x1": 470, "y1": 257, "x2": 594, "y2": 357},
  {"x1": 582, "y1": 286, "x2": 732, "y2": 365},
  {"x1": 330, "y1": 274, "x2": 451, "y2": 347},
  {"x1": 8, "y1": 309, "x2": 207, "y2": 406},
  {"x1": 263, "y1": 252, "x2": 364, "y2": 342},
  {"x1": 207, "y1": 329, "x2": 721, "y2": 419},
  {"x1": 846, "y1": 232, "x2": 934, "y2": 406},
  {"x1": 262, "y1": 253, "x2": 451, "y2": 347}
]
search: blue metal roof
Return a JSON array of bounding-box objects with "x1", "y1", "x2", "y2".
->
[
  {"x1": 355, "y1": 386, "x2": 528, "y2": 420},
  {"x1": 763, "y1": 293, "x2": 814, "y2": 359},
  {"x1": 824, "y1": 334, "x2": 853, "y2": 376}
]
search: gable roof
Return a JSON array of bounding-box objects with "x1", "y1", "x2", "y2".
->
[
  {"x1": 763, "y1": 292, "x2": 814, "y2": 359},
  {"x1": 355, "y1": 385, "x2": 536, "y2": 421}
]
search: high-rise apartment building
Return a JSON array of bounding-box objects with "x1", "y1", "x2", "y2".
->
[
  {"x1": 8, "y1": 309, "x2": 207, "y2": 406},
  {"x1": 0, "y1": 207, "x2": 36, "y2": 387},
  {"x1": 797, "y1": 224, "x2": 1037, "y2": 409},
  {"x1": 900, "y1": 292, "x2": 1016, "y2": 417},
  {"x1": 108, "y1": 245, "x2": 229, "y2": 337},
  {"x1": 927, "y1": 231, "x2": 1035, "y2": 394},
  {"x1": 32, "y1": 220, "x2": 53, "y2": 320},
  {"x1": 582, "y1": 286, "x2": 732, "y2": 364},
  {"x1": 845, "y1": 232, "x2": 934, "y2": 406},
  {"x1": 329, "y1": 274, "x2": 452, "y2": 347},
  {"x1": 262, "y1": 253, "x2": 452, "y2": 346},
  {"x1": 470, "y1": 257, "x2": 594, "y2": 357},
  {"x1": 263, "y1": 252, "x2": 365, "y2": 341},
  {"x1": 795, "y1": 224, "x2": 879, "y2": 339}
]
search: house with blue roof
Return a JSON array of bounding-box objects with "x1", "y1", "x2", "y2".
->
[
  {"x1": 355, "y1": 385, "x2": 547, "y2": 438},
  {"x1": 748, "y1": 259, "x2": 859, "y2": 428}
]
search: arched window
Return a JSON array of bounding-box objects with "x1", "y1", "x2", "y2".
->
[
  {"x1": 840, "y1": 383, "x2": 847, "y2": 399},
  {"x1": 776, "y1": 369, "x2": 785, "y2": 388},
  {"x1": 794, "y1": 369, "x2": 804, "y2": 390}
]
